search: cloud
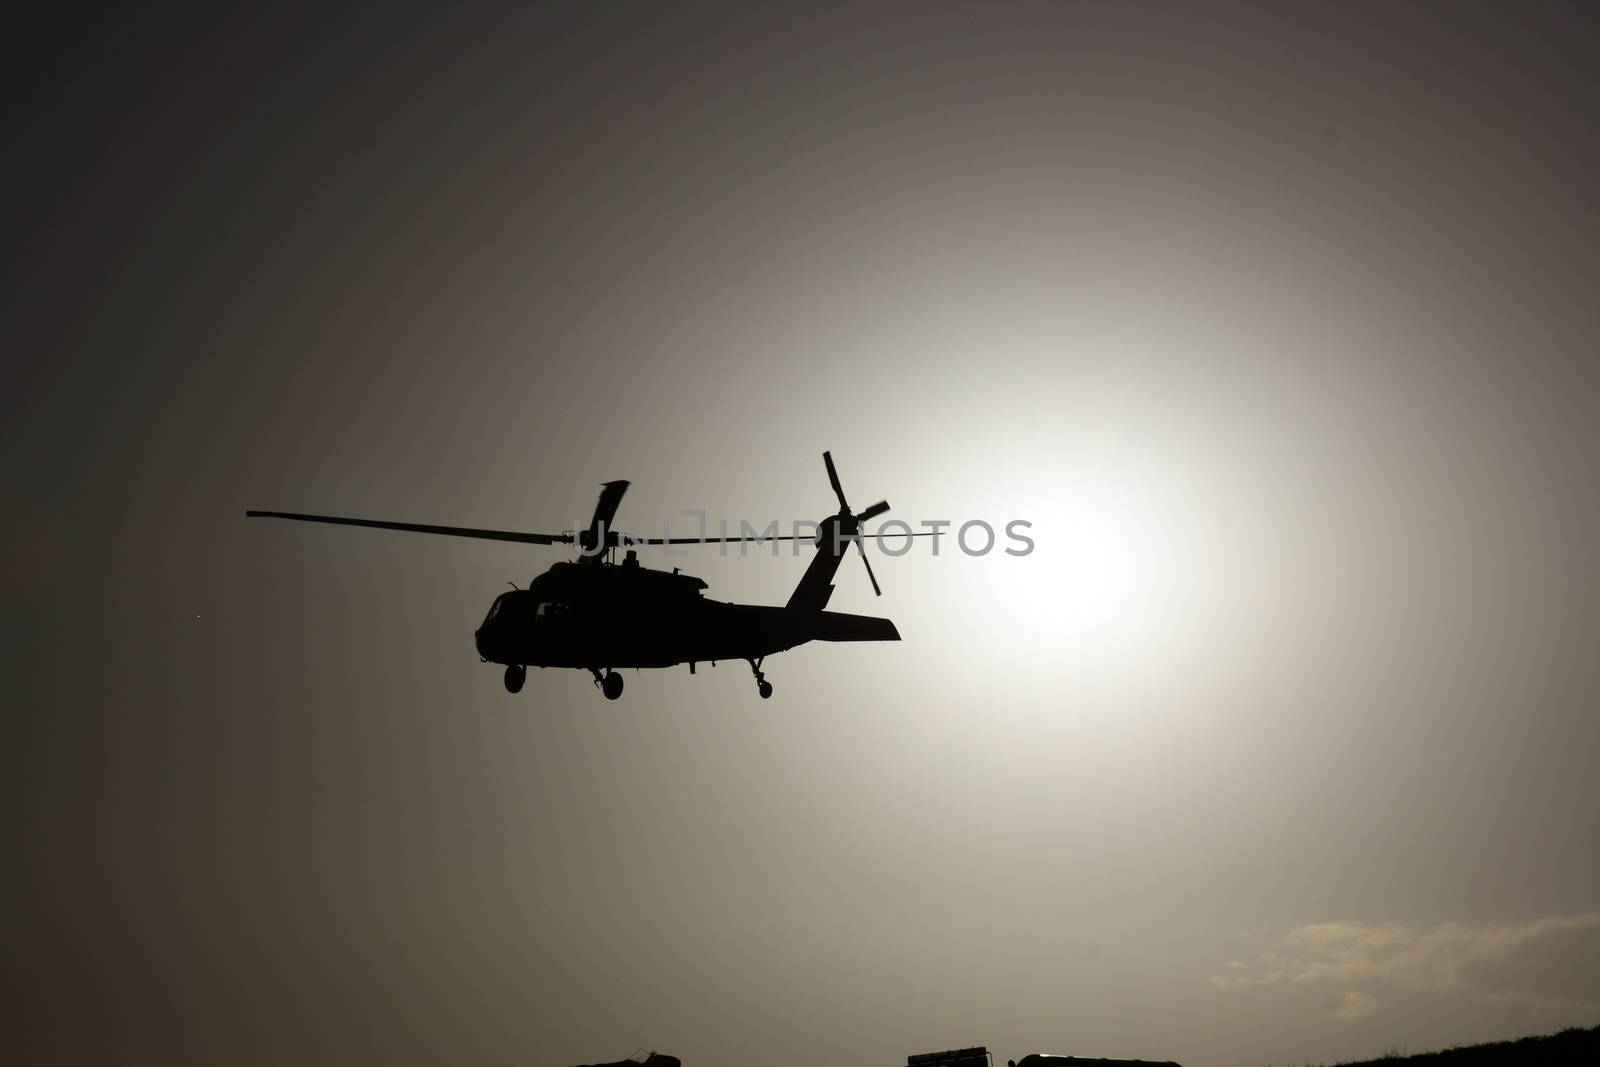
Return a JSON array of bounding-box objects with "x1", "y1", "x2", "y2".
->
[
  {"x1": 1329, "y1": 990, "x2": 1379, "y2": 1019},
  {"x1": 1211, "y1": 913, "x2": 1600, "y2": 1017}
]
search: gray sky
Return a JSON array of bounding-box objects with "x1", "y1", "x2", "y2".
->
[{"x1": 10, "y1": 4, "x2": 1599, "y2": 1066}]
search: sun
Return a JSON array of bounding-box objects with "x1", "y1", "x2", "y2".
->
[
  {"x1": 1058, "y1": 482, "x2": 1177, "y2": 639},
  {"x1": 978, "y1": 465, "x2": 1199, "y2": 670}
]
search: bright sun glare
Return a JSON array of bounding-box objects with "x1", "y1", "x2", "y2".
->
[{"x1": 980, "y1": 459, "x2": 1201, "y2": 669}]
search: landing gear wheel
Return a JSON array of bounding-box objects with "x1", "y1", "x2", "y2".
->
[
  {"x1": 504, "y1": 665, "x2": 525, "y2": 694},
  {"x1": 746, "y1": 657, "x2": 772, "y2": 700},
  {"x1": 601, "y1": 671, "x2": 624, "y2": 700}
]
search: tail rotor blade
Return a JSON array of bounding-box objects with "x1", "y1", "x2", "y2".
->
[
  {"x1": 856, "y1": 499, "x2": 889, "y2": 522},
  {"x1": 820, "y1": 450, "x2": 887, "y2": 596},
  {"x1": 823, "y1": 451, "x2": 848, "y2": 512},
  {"x1": 589, "y1": 480, "x2": 630, "y2": 532},
  {"x1": 854, "y1": 538, "x2": 883, "y2": 596}
]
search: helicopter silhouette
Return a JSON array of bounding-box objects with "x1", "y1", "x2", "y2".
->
[{"x1": 248, "y1": 452, "x2": 918, "y2": 700}]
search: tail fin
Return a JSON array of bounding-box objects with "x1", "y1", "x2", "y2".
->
[{"x1": 785, "y1": 516, "x2": 847, "y2": 612}]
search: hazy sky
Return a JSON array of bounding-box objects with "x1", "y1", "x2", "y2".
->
[{"x1": 11, "y1": 4, "x2": 1599, "y2": 1066}]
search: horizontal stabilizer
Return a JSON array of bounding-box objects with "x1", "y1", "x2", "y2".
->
[{"x1": 811, "y1": 610, "x2": 901, "y2": 643}]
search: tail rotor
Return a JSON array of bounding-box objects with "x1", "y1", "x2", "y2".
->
[{"x1": 822, "y1": 450, "x2": 889, "y2": 598}]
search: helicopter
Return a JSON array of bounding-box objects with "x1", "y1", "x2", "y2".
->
[{"x1": 247, "y1": 452, "x2": 915, "y2": 700}]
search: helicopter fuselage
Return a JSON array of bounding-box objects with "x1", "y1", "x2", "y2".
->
[{"x1": 473, "y1": 557, "x2": 894, "y2": 671}]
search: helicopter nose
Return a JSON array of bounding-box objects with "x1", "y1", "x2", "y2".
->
[{"x1": 476, "y1": 616, "x2": 517, "y2": 663}]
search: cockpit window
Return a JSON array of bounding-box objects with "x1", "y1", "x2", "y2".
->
[{"x1": 486, "y1": 598, "x2": 503, "y2": 621}]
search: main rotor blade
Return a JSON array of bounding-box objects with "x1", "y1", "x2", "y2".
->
[
  {"x1": 245, "y1": 510, "x2": 569, "y2": 545},
  {"x1": 823, "y1": 451, "x2": 848, "y2": 512},
  {"x1": 854, "y1": 538, "x2": 883, "y2": 596},
  {"x1": 623, "y1": 534, "x2": 812, "y2": 545},
  {"x1": 621, "y1": 531, "x2": 942, "y2": 545}
]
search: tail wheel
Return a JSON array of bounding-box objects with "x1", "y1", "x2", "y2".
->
[
  {"x1": 504, "y1": 665, "x2": 525, "y2": 694},
  {"x1": 758, "y1": 680, "x2": 773, "y2": 700},
  {"x1": 601, "y1": 671, "x2": 624, "y2": 700}
]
